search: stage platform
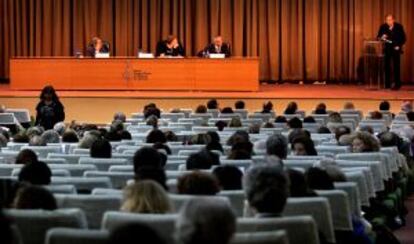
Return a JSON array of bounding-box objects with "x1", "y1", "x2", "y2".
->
[{"x1": 0, "y1": 84, "x2": 412, "y2": 123}]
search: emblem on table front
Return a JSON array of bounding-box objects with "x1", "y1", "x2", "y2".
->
[
  {"x1": 133, "y1": 70, "x2": 152, "y2": 81},
  {"x1": 123, "y1": 61, "x2": 152, "y2": 83}
]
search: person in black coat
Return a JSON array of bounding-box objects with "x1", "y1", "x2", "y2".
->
[
  {"x1": 377, "y1": 14, "x2": 406, "y2": 90},
  {"x1": 85, "y1": 37, "x2": 110, "y2": 57},
  {"x1": 156, "y1": 35, "x2": 185, "y2": 57},
  {"x1": 35, "y1": 86, "x2": 65, "y2": 130},
  {"x1": 199, "y1": 36, "x2": 231, "y2": 58}
]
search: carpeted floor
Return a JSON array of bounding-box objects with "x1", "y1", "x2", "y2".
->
[{"x1": 396, "y1": 197, "x2": 414, "y2": 244}]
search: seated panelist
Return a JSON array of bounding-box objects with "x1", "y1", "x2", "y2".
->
[
  {"x1": 199, "y1": 36, "x2": 231, "y2": 58},
  {"x1": 156, "y1": 35, "x2": 185, "y2": 57},
  {"x1": 85, "y1": 37, "x2": 110, "y2": 57}
]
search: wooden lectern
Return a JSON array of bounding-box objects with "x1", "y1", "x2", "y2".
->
[{"x1": 363, "y1": 40, "x2": 385, "y2": 90}]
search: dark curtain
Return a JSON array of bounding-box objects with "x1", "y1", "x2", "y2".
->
[{"x1": 1, "y1": 0, "x2": 413, "y2": 83}]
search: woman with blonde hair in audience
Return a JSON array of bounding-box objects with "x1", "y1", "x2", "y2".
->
[
  {"x1": 351, "y1": 131, "x2": 380, "y2": 153},
  {"x1": 228, "y1": 117, "x2": 242, "y2": 128},
  {"x1": 121, "y1": 180, "x2": 172, "y2": 214}
]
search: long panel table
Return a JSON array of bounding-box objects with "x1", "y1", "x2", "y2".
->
[{"x1": 10, "y1": 57, "x2": 259, "y2": 91}]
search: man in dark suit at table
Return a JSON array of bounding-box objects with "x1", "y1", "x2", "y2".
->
[
  {"x1": 199, "y1": 36, "x2": 231, "y2": 58},
  {"x1": 377, "y1": 14, "x2": 406, "y2": 90},
  {"x1": 85, "y1": 37, "x2": 110, "y2": 57},
  {"x1": 156, "y1": 35, "x2": 185, "y2": 57}
]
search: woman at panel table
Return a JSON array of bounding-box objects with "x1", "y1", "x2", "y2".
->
[
  {"x1": 85, "y1": 37, "x2": 110, "y2": 57},
  {"x1": 155, "y1": 35, "x2": 185, "y2": 57}
]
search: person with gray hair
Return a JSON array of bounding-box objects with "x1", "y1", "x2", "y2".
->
[
  {"x1": 175, "y1": 197, "x2": 236, "y2": 244},
  {"x1": 266, "y1": 134, "x2": 288, "y2": 160},
  {"x1": 243, "y1": 164, "x2": 289, "y2": 217},
  {"x1": 113, "y1": 112, "x2": 127, "y2": 123},
  {"x1": 29, "y1": 135, "x2": 46, "y2": 146},
  {"x1": 78, "y1": 133, "x2": 99, "y2": 149},
  {"x1": 41, "y1": 130, "x2": 60, "y2": 144},
  {"x1": 53, "y1": 122, "x2": 66, "y2": 136},
  {"x1": 26, "y1": 126, "x2": 44, "y2": 139}
]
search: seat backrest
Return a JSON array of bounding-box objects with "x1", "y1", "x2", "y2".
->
[
  {"x1": 218, "y1": 190, "x2": 245, "y2": 217},
  {"x1": 0, "y1": 113, "x2": 16, "y2": 125},
  {"x1": 46, "y1": 228, "x2": 109, "y2": 244},
  {"x1": 237, "y1": 216, "x2": 319, "y2": 244},
  {"x1": 5, "y1": 109, "x2": 31, "y2": 123},
  {"x1": 230, "y1": 231, "x2": 288, "y2": 244},
  {"x1": 45, "y1": 184, "x2": 77, "y2": 194},
  {"x1": 55, "y1": 195, "x2": 121, "y2": 229},
  {"x1": 334, "y1": 182, "x2": 362, "y2": 217},
  {"x1": 283, "y1": 197, "x2": 335, "y2": 243},
  {"x1": 315, "y1": 190, "x2": 353, "y2": 231},
  {"x1": 102, "y1": 211, "x2": 177, "y2": 241},
  {"x1": 78, "y1": 158, "x2": 128, "y2": 171},
  {"x1": 168, "y1": 194, "x2": 230, "y2": 212},
  {"x1": 4, "y1": 208, "x2": 87, "y2": 244},
  {"x1": 51, "y1": 177, "x2": 112, "y2": 193},
  {"x1": 48, "y1": 153, "x2": 84, "y2": 164},
  {"x1": 48, "y1": 164, "x2": 98, "y2": 177},
  {"x1": 84, "y1": 171, "x2": 134, "y2": 189}
]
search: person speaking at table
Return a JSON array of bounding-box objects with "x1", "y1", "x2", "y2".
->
[
  {"x1": 156, "y1": 35, "x2": 185, "y2": 57},
  {"x1": 85, "y1": 37, "x2": 110, "y2": 57},
  {"x1": 377, "y1": 14, "x2": 406, "y2": 90},
  {"x1": 199, "y1": 36, "x2": 231, "y2": 58}
]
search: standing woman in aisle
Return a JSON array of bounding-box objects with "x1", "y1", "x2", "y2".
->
[{"x1": 35, "y1": 86, "x2": 65, "y2": 130}]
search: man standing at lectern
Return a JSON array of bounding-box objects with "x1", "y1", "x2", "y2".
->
[{"x1": 377, "y1": 14, "x2": 406, "y2": 90}]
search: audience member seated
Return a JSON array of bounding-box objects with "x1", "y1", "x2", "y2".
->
[
  {"x1": 113, "y1": 112, "x2": 127, "y2": 123},
  {"x1": 287, "y1": 117, "x2": 303, "y2": 130},
  {"x1": 406, "y1": 111, "x2": 414, "y2": 121},
  {"x1": 306, "y1": 167, "x2": 335, "y2": 190},
  {"x1": 275, "y1": 115, "x2": 288, "y2": 123},
  {"x1": 177, "y1": 172, "x2": 220, "y2": 196},
  {"x1": 207, "y1": 99, "x2": 219, "y2": 110},
  {"x1": 78, "y1": 133, "x2": 99, "y2": 149},
  {"x1": 175, "y1": 198, "x2": 236, "y2": 244},
  {"x1": 205, "y1": 131, "x2": 223, "y2": 152},
  {"x1": 53, "y1": 122, "x2": 66, "y2": 136},
  {"x1": 164, "y1": 131, "x2": 178, "y2": 142},
  {"x1": 189, "y1": 133, "x2": 211, "y2": 145},
  {"x1": 27, "y1": 127, "x2": 43, "y2": 139},
  {"x1": 134, "y1": 147, "x2": 164, "y2": 170},
  {"x1": 35, "y1": 86, "x2": 65, "y2": 130},
  {"x1": 370, "y1": 111, "x2": 383, "y2": 120},
  {"x1": 243, "y1": 164, "x2": 289, "y2": 217},
  {"x1": 147, "y1": 129, "x2": 168, "y2": 144},
  {"x1": 343, "y1": 102, "x2": 356, "y2": 110},
  {"x1": 212, "y1": 165, "x2": 243, "y2": 190},
  {"x1": 29, "y1": 135, "x2": 46, "y2": 146},
  {"x1": 221, "y1": 107, "x2": 234, "y2": 114},
  {"x1": 144, "y1": 106, "x2": 161, "y2": 119},
  {"x1": 121, "y1": 180, "x2": 172, "y2": 214},
  {"x1": 327, "y1": 112, "x2": 343, "y2": 123},
  {"x1": 228, "y1": 117, "x2": 242, "y2": 127},
  {"x1": 15, "y1": 149, "x2": 38, "y2": 165},
  {"x1": 288, "y1": 129, "x2": 311, "y2": 143},
  {"x1": 379, "y1": 100, "x2": 391, "y2": 112},
  {"x1": 287, "y1": 169, "x2": 317, "y2": 197},
  {"x1": 41, "y1": 129, "x2": 60, "y2": 144},
  {"x1": 146, "y1": 115, "x2": 159, "y2": 128},
  {"x1": 0, "y1": 134, "x2": 8, "y2": 148},
  {"x1": 315, "y1": 103, "x2": 328, "y2": 114},
  {"x1": 261, "y1": 101, "x2": 274, "y2": 114},
  {"x1": 18, "y1": 161, "x2": 52, "y2": 185},
  {"x1": 235, "y1": 100, "x2": 245, "y2": 110},
  {"x1": 135, "y1": 166, "x2": 168, "y2": 190},
  {"x1": 0, "y1": 209, "x2": 14, "y2": 244},
  {"x1": 228, "y1": 142, "x2": 253, "y2": 160},
  {"x1": 318, "y1": 126, "x2": 331, "y2": 134},
  {"x1": 186, "y1": 150, "x2": 219, "y2": 170},
  {"x1": 13, "y1": 185, "x2": 57, "y2": 210},
  {"x1": 284, "y1": 101, "x2": 298, "y2": 114},
  {"x1": 291, "y1": 136, "x2": 318, "y2": 156},
  {"x1": 108, "y1": 223, "x2": 168, "y2": 244},
  {"x1": 215, "y1": 121, "x2": 227, "y2": 131},
  {"x1": 266, "y1": 134, "x2": 288, "y2": 160},
  {"x1": 248, "y1": 123, "x2": 261, "y2": 134},
  {"x1": 227, "y1": 131, "x2": 250, "y2": 146},
  {"x1": 335, "y1": 125, "x2": 351, "y2": 141},
  {"x1": 90, "y1": 138, "x2": 112, "y2": 158},
  {"x1": 195, "y1": 105, "x2": 208, "y2": 114},
  {"x1": 13, "y1": 131, "x2": 29, "y2": 143},
  {"x1": 62, "y1": 129, "x2": 79, "y2": 143},
  {"x1": 304, "y1": 116, "x2": 317, "y2": 123},
  {"x1": 352, "y1": 131, "x2": 380, "y2": 153},
  {"x1": 401, "y1": 101, "x2": 413, "y2": 113}
]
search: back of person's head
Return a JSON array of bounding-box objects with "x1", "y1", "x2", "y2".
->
[
  {"x1": 90, "y1": 138, "x2": 112, "y2": 158},
  {"x1": 228, "y1": 141, "x2": 253, "y2": 160},
  {"x1": 29, "y1": 135, "x2": 46, "y2": 146},
  {"x1": 407, "y1": 111, "x2": 414, "y2": 122},
  {"x1": 134, "y1": 166, "x2": 167, "y2": 190},
  {"x1": 18, "y1": 161, "x2": 52, "y2": 185},
  {"x1": 0, "y1": 209, "x2": 13, "y2": 244},
  {"x1": 343, "y1": 102, "x2": 355, "y2": 110},
  {"x1": 291, "y1": 136, "x2": 318, "y2": 156},
  {"x1": 215, "y1": 120, "x2": 228, "y2": 131},
  {"x1": 13, "y1": 185, "x2": 57, "y2": 210},
  {"x1": 178, "y1": 172, "x2": 220, "y2": 195},
  {"x1": 335, "y1": 125, "x2": 351, "y2": 141},
  {"x1": 287, "y1": 169, "x2": 316, "y2": 197},
  {"x1": 164, "y1": 131, "x2": 178, "y2": 142},
  {"x1": 287, "y1": 117, "x2": 303, "y2": 129},
  {"x1": 221, "y1": 107, "x2": 234, "y2": 114},
  {"x1": 62, "y1": 129, "x2": 79, "y2": 143},
  {"x1": 41, "y1": 130, "x2": 60, "y2": 144},
  {"x1": 235, "y1": 100, "x2": 245, "y2": 109},
  {"x1": 0, "y1": 134, "x2": 8, "y2": 148},
  {"x1": 284, "y1": 102, "x2": 298, "y2": 114},
  {"x1": 121, "y1": 180, "x2": 172, "y2": 214},
  {"x1": 144, "y1": 107, "x2": 161, "y2": 119},
  {"x1": 305, "y1": 167, "x2": 334, "y2": 190},
  {"x1": 303, "y1": 116, "x2": 316, "y2": 123},
  {"x1": 15, "y1": 149, "x2": 38, "y2": 165},
  {"x1": 228, "y1": 117, "x2": 242, "y2": 128},
  {"x1": 113, "y1": 112, "x2": 127, "y2": 123},
  {"x1": 243, "y1": 164, "x2": 289, "y2": 215},
  {"x1": 352, "y1": 131, "x2": 380, "y2": 152},
  {"x1": 274, "y1": 116, "x2": 287, "y2": 123},
  {"x1": 324, "y1": 165, "x2": 347, "y2": 183},
  {"x1": 206, "y1": 131, "x2": 220, "y2": 144},
  {"x1": 262, "y1": 101, "x2": 273, "y2": 113},
  {"x1": 328, "y1": 112, "x2": 342, "y2": 123},
  {"x1": 195, "y1": 105, "x2": 207, "y2": 114},
  {"x1": 146, "y1": 115, "x2": 159, "y2": 128},
  {"x1": 78, "y1": 133, "x2": 98, "y2": 149},
  {"x1": 379, "y1": 100, "x2": 391, "y2": 111},
  {"x1": 53, "y1": 122, "x2": 66, "y2": 136},
  {"x1": 186, "y1": 150, "x2": 218, "y2": 170},
  {"x1": 120, "y1": 130, "x2": 132, "y2": 140},
  {"x1": 133, "y1": 147, "x2": 163, "y2": 171},
  {"x1": 176, "y1": 198, "x2": 236, "y2": 244},
  {"x1": 288, "y1": 129, "x2": 311, "y2": 143},
  {"x1": 248, "y1": 123, "x2": 261, "y2": 134},
  {"x1": 378, "y1": 131, "x2": 402, "y2": 148},
  {"x1": 370, "y1": 111, "x2": 383, "y2": 120},
  {"x1": 315, "y1": 103, "x2": 327, "y2": 114},
  {"x1": 146, "y1": 129, "x2": 167, "y2": 144},
  {"x1": 108, "y1": 223, "x2": 167, "y2": 244},
  {"x1": 266, "y1": 134, "x2": 288, "y2": 159},
  {"x1": 207, "y1": 99, "x2": 219, "y2": 109},
  {"x1": 317, "y1": 126, "x2": 331, "y2": 134},
  {"x1": 212, "y1": 165, "x2": 243, "y2": 190},
  {"x1": 190, "y1": 133, "x2": 211, "y2": 145},
  {"x1": 13, "y1": 132, "x2": 29, "y2": 143},
  {"x1": 226, "y1": 130, "x2": 249, "y2": 146}
]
